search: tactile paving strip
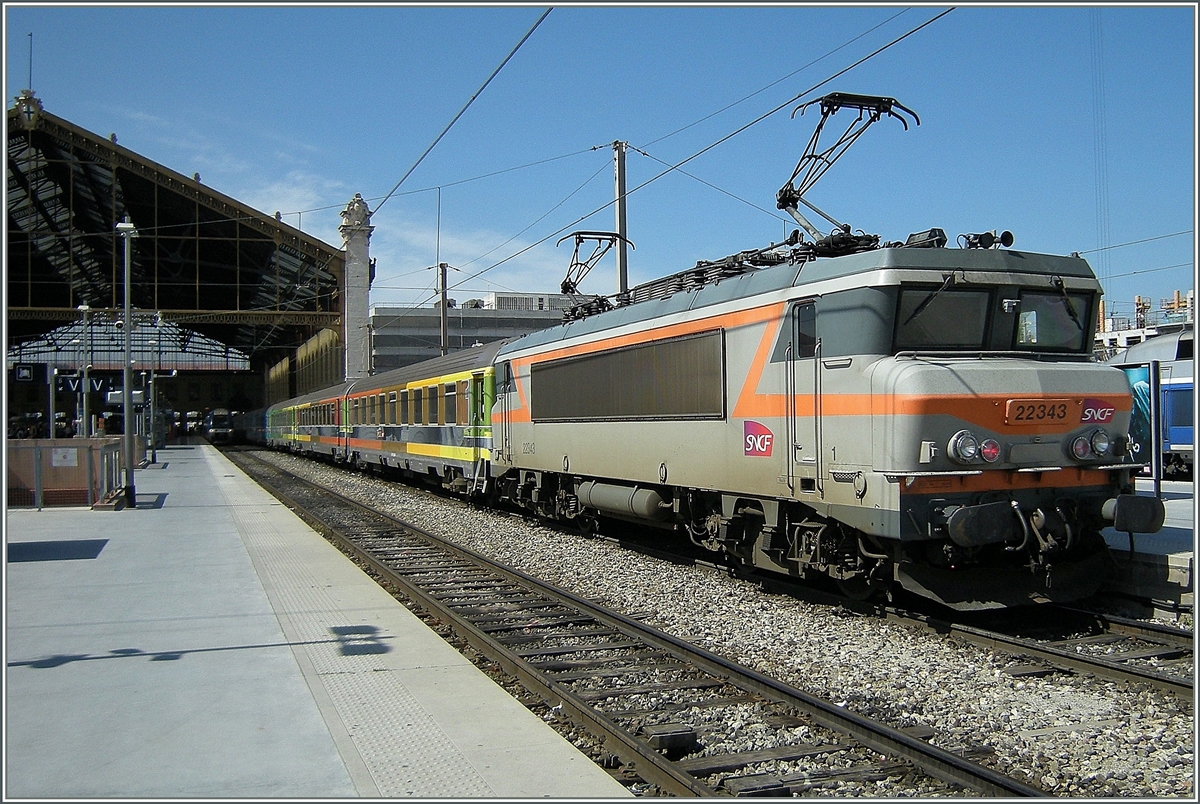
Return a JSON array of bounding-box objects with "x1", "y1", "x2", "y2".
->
[{"x1": 209, "y1": 455, "x2": 495, "y2": 797}]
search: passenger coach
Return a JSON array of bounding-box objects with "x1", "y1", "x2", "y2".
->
[{"x1": 266, "y1": 343, "x2": 501, "y2": 494}]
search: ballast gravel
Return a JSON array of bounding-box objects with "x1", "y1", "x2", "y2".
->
[{"x1": 258, "y1": 452, "x2": 1194, "y2": 798}]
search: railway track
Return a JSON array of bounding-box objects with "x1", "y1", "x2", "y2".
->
[
  {"x1": 227, "y1": 448, "x2": 1047, "y2": 797},
  {"x1": 622, "y1": 532, "x2": 1193, "y2": 701},
  {"x1": 916, "y1": 606, "x2": 1193, "y2": 700}
]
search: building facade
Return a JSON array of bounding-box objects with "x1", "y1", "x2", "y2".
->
[{"x1": 369, "y1": 292, "x2": 578, "y2": 372}]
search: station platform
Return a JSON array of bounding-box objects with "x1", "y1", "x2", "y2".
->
[
  {"x1": 4, "y1": 443, "x2": 631, "y2": 799},
  {"x1": 1100, "y1": 478, "x2": 1194, "y2": 617}
]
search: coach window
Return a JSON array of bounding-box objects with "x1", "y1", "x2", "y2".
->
[
  {"x1": 388, "y1": 392, "x2": 398, "y2": 424},
  {"x1": 400, "y1": 390, "x2": 410, "y2": 424},
  {"x1": 444, "y1": 384, "x2": 458, "y2": 424},
  {"x1": 457, "y1": 381, "x2": 469, "y2": 424},
  {"x1": 378, "y1": 393, "x2": 386, "y2": 424},
  {"x1": 428, "y1": 385, "x2": 440, "y2": 425},
  {"x1": 414, "y1": 388, "x2": 424, "y2": 424}
]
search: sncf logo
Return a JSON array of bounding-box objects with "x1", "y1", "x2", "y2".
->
[
  {"x1": 744, "y1": 421, "x2": 774, "y2": 457},
  {"x1": 1081, "y1": 399, "x2": 1116, "y2": 424}
]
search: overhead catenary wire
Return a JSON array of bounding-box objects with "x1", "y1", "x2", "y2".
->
[
  {"x1": 642, "y1": 6, "x2": 912, "y2": 149},
  {"x1": 370, "y1": 7, "x2": 552, "y2": 220},
  {"x1": 194, "y1": 8, "x2": 553, "y2": 354},
  {"x1": 629, "y1": 145, "x2": 784, "y2": 222},
  {"x1": 1076, "y1": 231, "x2": 1192, "y2": 254},
  {"x1": 277, "y1": 10, "x2": 914, "y2": 236},
  {"x1": 445, "y1": 6, "x2": 957, "y2": 297}
]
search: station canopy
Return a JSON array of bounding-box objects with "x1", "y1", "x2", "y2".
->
[{"x1": 6, "y1": 91, "x2": 345, "y2": 372}]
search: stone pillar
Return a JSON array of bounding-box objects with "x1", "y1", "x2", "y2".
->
[{"x1": 339, "y1": 193, "x2": 374, "y2": 381}]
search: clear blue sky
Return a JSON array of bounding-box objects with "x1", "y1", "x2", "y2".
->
[{"x1": 4, "y1": 3, "x2": 1196, "y2": 323}]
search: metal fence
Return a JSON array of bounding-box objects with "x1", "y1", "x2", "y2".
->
[{"x1": 6, "y1": 437, "x2": 141, "y2": 509}]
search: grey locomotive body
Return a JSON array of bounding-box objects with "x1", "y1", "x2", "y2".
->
[{"x1": 490, "y1": 246, "x2": 1163, "y2": 609}]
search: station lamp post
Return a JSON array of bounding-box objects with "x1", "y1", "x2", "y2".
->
[
  {"x1": 78, "y1": 304, "x2": 91, "y2": 437},
  {"x1": 116, "y1": 216, "x2": 137, "y2": 508}
]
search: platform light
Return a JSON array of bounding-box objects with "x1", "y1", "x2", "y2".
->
[{"x1": 117, "y1": 216, "x2": 138, "y2": 508}]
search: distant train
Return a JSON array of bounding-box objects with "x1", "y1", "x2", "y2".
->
[
  {"x1": 203, "y1": 408, "x2": 240, "y2": 445},
  {"x1": 244, "y1": 93, "x2": 1165, "y2": 611},
  {"x1": 1107, "y1": 326, "x2": 1194, "y2": 478}
]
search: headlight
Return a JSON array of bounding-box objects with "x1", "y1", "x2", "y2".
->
[
  {"x1": 979, "y1": 439, "x2": 1001, "y2": 462},
  {"x1": 948, "y1": 430, "x2": 980, "y2": 463},
  {"x1": 1090, "y1": 429, "x2": 1111, "y2": 456}
]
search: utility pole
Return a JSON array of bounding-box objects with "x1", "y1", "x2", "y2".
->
[
  {"x1": 116, "y1": 216, "x2": 137, "y2": 508},
  {"x1": 439, "y1": 262, "x2": 449, "y2": 356},
  {"x1": 613, "y1": 141, "x2": 629, "y2": 297}
]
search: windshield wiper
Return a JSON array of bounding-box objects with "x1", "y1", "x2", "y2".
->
[
  {"x1": 902, "y1": 271, "x2": 959, "y2": 326},
  {"x1": 1051, "y1": 276, "x2": 1084, "y2": 331}
]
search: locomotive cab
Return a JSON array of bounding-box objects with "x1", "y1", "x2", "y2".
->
[{"x1": 845, "y1": 251, "x2": 1166, "y2": 608}]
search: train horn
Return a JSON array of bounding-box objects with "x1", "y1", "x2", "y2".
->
[{"x1": 960, "y1": 230, "x2": 1014, "y2": 249}]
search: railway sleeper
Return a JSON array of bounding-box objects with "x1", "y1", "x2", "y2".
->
[
  {"x1": 449, "y1": 599, "x2": 561, "y2": 616},
  {"x1": 679, "y1": 742, "x2": 845, "y2": 777},
  {"x1": 529, "y1": 651, "x2": 671, "y2": 673},
  {"x1": 477, "y1": 615, "x2": 597, "y2": 634},
  {"x1": 755, "y1": 760, "x2": 917, "y2": 796},
  {"x1": 549, "y1": 661, "x2": 694, "y2": 682},
  {"x1": 501, "y1": 629, "x2": 623, "y2": 648},
  {"x1": 573, "y1": 677, "x2": 726, "y2": 702}
]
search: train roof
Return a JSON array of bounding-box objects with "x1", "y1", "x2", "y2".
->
[
  {"x1": 1107, "y1": 326, "x2": 1194, "y2": 366},
  {"x1": 268, "y1": 340, "x2": 507, "y2": 411},
  {"x1": 500, "y1": 245, "x2": 1096, "y2": 357}
]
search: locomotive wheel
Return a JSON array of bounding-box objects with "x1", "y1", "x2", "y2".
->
[
  {"x1": 834, "y1": 573, "x2": 876, "y2": 601},
  {"x1": 576, "y1": 514, "x2": 599, "y2": 539}
]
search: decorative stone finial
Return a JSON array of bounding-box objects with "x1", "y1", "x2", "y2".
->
[
  {"x1": 340, "y1": 193, "x2": 371, "y2": 228},
  {"x1": 13, "y1": 89, "x2": 43, "y2": 127}
]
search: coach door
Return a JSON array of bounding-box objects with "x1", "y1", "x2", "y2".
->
[
  {"x1": 496, "y1": 361, "x2": 512, "y2": 466},
  {"x1": 786, "y1": 301, "x2": 821, "y2": 497}
]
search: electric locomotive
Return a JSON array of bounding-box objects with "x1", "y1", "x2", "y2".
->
[
  {"x1": 490, "y1": 239, "x2": 1165, "y2": 610},
  {"x1": 486, "y1": 93, "x2": 1164, "y2": 610},
  {"x1": 261, "y1": 93, "x2": 1165, "y2": 610}
]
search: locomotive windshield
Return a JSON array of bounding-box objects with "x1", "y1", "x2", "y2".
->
[
  {"x1": 892, "y1": 285, "x2": 1094, "y2": 354},
  {"x1": 894, "y1": 287, "x2": 991, "y2": 350},
  {"x1": 1013, "y1": 290, "x2": 1091, "y2": 352}
]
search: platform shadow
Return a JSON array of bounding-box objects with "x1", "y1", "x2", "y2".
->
[
  {"x1": 7, "y1": 539, "x2": 109, "y2": 563},
  {"x1": 8, "y1": 626, "x2": 393, "y2": 669},
  {"x1": 132, "y1": 493, "x2": 168, "y2": 509}
]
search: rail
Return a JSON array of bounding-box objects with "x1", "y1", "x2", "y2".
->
[{"x1": 229, "y1": 447, "x2": 1049, "y2": 797}]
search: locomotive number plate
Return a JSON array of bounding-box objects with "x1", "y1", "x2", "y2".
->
[{"x1": 1005, "y1": 398, "x2": 1071, "y2": 425}]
